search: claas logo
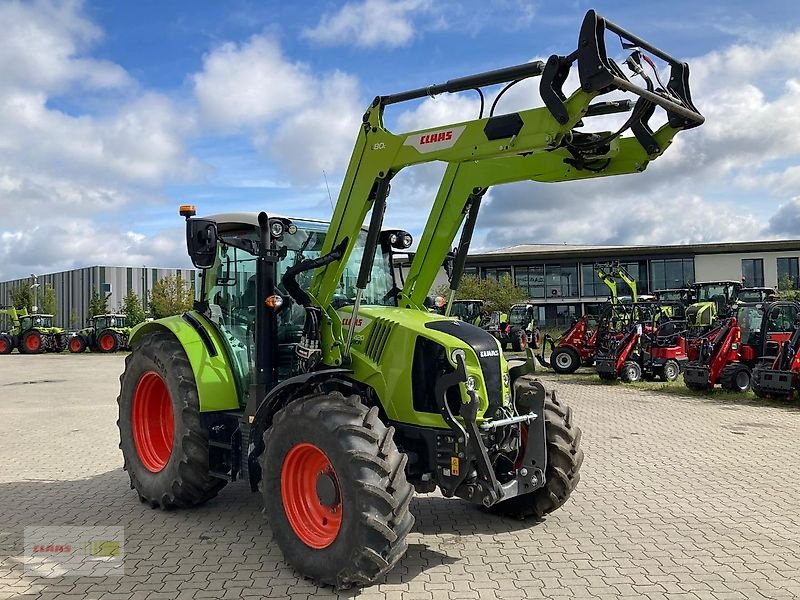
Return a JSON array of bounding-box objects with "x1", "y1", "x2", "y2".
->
[{"x1": 419, "y1": 130, "x2": 453, "y2": 145}]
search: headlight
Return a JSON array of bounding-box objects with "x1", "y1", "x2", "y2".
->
[
  {"x1": 451, "y1": 349, "x2": 466, "y2": 365},
  {"x1": 465, "y1": 376, "x2": 477, "y2": 391},
  {"x1": 270, "y1": 221, "x2": 284, "y2": 237}
]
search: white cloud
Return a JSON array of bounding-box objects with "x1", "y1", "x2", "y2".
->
[
  {"x1": 193, "y1": 35, "x2": 315, "y2": 129},
  {"x1": 0, "y1": 1, "x2": 203, "y2": 281},
  {"x1": 302, "y1": 0, "x2": 429, "y2": 48}
]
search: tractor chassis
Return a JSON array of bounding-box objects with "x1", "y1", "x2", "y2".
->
[{"x1": 754, "y1": 369, "x2": 796, "y2": 396}]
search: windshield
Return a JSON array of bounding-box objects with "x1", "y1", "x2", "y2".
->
[
  {"x1": 452, "y1": 301, "x2": 483, "y2": 323},
  {"x1": 658, "y1": 291, "x2": 681, "y2": 302},
  {"x1": 737, "y1": 305, "x2": 764, "y2": 344},
  {"x1": 697, "y1": 285, "x2": 729, "y2": 301},
  {"x1": 738, "y1": 290, "x2": 767, "y2": 302},
  {"x1": 23, "y1": 315, "x2": 52, "y2": 328},
  {"x1": 508, "y1": 306, "x2": 529, "y2": 326}
]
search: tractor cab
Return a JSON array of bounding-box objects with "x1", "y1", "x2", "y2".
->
[
  {"x1": 20, "y1": 314, "x2": 54, "y2": 331},
  {"x1": 92, "y1": 314, "x2": 128, "y2": 330},
  {"x1": 738, "y1": 287, "x2": 777, "y2": 303},
  {"x1": 449, "y1": 299, "x2": 484, "y2": 325},
  {"x1": 687, "y1": 281, "x2": 742, "y2": 330},
  {"x1": 654, "y1": 288, "x2": 695, "y2": 318}
]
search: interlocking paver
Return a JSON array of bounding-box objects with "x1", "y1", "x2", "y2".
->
[{"x1": 2, "y1": 354, "x2": 800, "y2": 599}]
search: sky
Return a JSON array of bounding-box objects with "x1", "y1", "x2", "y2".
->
[{"x1": 1, "y1": 0, "x2": 800, "y2": 281}]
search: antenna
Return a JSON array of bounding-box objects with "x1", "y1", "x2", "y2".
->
[{"x1": 322, "y1": 170, "x2": 334, "y2": 210}]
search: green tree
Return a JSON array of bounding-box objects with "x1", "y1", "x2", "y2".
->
[
  {"x1": 8, "y1": 285, "x2": 33, "y2": 312},
  {"x1": 778, "y1": 274, "x2": 800, "y2": 301},
  {"x1": 40, "y1": 284, "x2": 57, "y2": 317},
  {"x1": 436, "y1": 274, "x2": 526, "y2": 313},
  {"x1": 149, "y1": 275, "x2": 194, "y2": 318},
  {"x1": 122, "y1": 289, "x2": 147, "y2": 326},
  {"x1": 89, "y1": 290, "x2": 108, "y2": 318}
]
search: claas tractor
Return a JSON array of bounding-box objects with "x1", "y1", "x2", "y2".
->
[
  {"x1": 749, "y1": 302, "x2": 800, "y2": 400},
  {"x1": 683, "y1": 302, "x2": 795, "y2": 392},
  {"x1": 594, "y1": 302, "x2": 688, "y2": 382},
  {"x1": 116, "y1": 10, "x2": 702, "y2": 588},
  {"x1": 69, "y1": 314, "x2": 131, "y2": 353},
  {"x1": 477, "y1": 304, "x2": 539, "y2": 352},
  {"x1": 0, "y1": 307, "x2": 67, "y2": 354},
  {"x1": 539, "y1": 262, "x2": 638, "y2": 373},
  {"x1": 685, "y1": 281, "x2": 742, "y2": 332}
]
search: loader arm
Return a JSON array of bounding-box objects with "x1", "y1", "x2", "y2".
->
[{"x1": 287, "y1": 9, "x2": 703, "y2": 367}]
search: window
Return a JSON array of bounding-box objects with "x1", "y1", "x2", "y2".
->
[
  {"x1": 741, "y1": 259, "x2": 764, "y2": 287},
  {"x1": 777, "y1": 257, "x2": 799, "y2": 290},
  {"x1": 482, "y1": 267, "x2": 511, "y2": 283},
  {"x1": 545, "y1": 264, "x2": 578, "y2": 298},
  {"x1": 514, "y1": 265, "x2": 544, "y2": 298},
  {"x1": 649, "y1": 258, "x2": 695, "y2": 291},
  {"x1": 581, "y1": 261, "x2": 648, "y2": 297}
]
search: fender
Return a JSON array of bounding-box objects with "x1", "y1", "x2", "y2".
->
[
  {"x1": 128, "y1": 312, "x2": 239, "y2": 412},
  {"x1": 246, "y1": 368, "x2": 352, "y2": 489}
]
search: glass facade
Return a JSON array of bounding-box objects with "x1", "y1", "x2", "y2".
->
[
  {"x1": 741, "y1": 259, "x2": 764, "y2": 287},
  {"x1": 777, "y1": 257, "x2": 799, "y2": 290},
  {"x1": 513, "y1": 264, "x2": 577, "y2": 298},
  {"x1": 650, "y1": 258, "x2": 695, "y2": 291}
]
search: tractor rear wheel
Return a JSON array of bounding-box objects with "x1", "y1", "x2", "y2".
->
[
  {"x1": 721, "y1": 363, "x2": 751, "y2": 392},
  {"x1": 511, "y1": 330, "x2": 528, "y2": 352},
  {"x1": 20, "y1": 331, "x2": 43, "y2": 354},
  {"x1": 661, "y1": 359, "x2": 681, "y2": 382},
  {"x1": 98, "y1": 330, "x2": 121, "y2": 353},
  {"x1": 262, "y1": 392, "x2": 414, "y2": 588},
  {"x1": 550, "y1": 347, "x2": 579, "y2": 374},
  {"x1": 620, "y1": 361, "x2": 642, "y2": 383},
  {"x1": 117, "y1": 332, "x2": 226, "y2": 508},
  {"x1": 69, "y1": 335, "x2": 87, "y2": 353},
  {"x1": 490, "y1": 395, "x2": 583, "y2": 519},
  {"x1": 0, "y1": 335, "x2": 12, "y2": 354}
]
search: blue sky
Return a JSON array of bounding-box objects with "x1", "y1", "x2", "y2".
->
[{"x1": 2, "y1": 0, "x2": 800, "y2": 281}]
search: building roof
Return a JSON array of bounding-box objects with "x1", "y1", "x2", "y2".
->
[{"x1": 468, "y1": 239, "x2": 800, "y2": 262}]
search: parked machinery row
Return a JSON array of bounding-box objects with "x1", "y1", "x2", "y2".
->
[{"x1": 0, "y1": 308, "x2": 130, "y2": 354}]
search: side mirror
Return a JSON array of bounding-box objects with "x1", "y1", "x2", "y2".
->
[{"x1": 186, "y1": 218, "x2": 218, "y2": 270}]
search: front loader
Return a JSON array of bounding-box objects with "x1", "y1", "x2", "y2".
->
[
  {"x1": 116, "y1": 9, "x2": 703, "y2": 588},
  {"x1": 749, "y1": 302, "x2": 800, "y2": 400},
  {"x1": 0, "y1": 307, "x2": 67, "y2": 354}
]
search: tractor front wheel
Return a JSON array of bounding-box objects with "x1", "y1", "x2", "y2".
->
[
  {"x1": 490, "y1": 395, "x2": 583, "y2": 519},
  {"x1": 721, "y1": 364, "x2": 751, "y2": 392},
  {"x1": 0, "y1": 335, "x2": 12, "y2": 354},
  {"x1": 69, "y1": 336, "x2": 87, "y2": 353},
  {"x1": 20, "y1": 331, "x2": 43, "y2": 354},
  {"x1": 620, "y1": 361, "x2": 642, "y2": 383},
  {"x1": 511, "y1": 330, "x2": 528, "y2": 352},
  {"x1": 262, "y1": 392, "x2": 414, "y2": 588},
  {"x1": 661, "y1": 360, "x2": 681, "y2": 382},
  {"x1": 98, "y1": 331, "x2": 121, "y2": 353},
  {"x1": 117, "y1": 332, "x2": 226, "y2": 508},
  {"x1": 550, "y1": 347, "x2": 579, "y2": 374}
]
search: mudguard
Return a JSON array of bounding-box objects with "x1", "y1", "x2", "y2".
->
[{"x1": 128, "y1": 312, "x2": 239, "y2": 412}]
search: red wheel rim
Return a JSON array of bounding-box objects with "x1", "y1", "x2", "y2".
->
[
  {"x1": 0, "y1": 339, "x2": 8, "y2": 353},
  {"x1": 281, "y1": 443, "x2": 342, "y2": 549},
  {"x1": 99, "y1": 334, "x2": 115, "y2": 351},
  {"x1": 25, "y1": 334, "x2": 41, "y2": 352},
  {"x1": 69, "y1": 338, "x2": 82, "y2": 352},
  {"x1": 132, "y1": 371, "x2": 174, "y2": 472}
]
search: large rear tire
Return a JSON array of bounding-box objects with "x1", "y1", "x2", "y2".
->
[
  {"x1": 98, "y1": 330, "x2": 121, "y2": 353},
  {"x1": 551, "y1": 347, "x2": 580, "y2": 374},
  {"x1": 262, "y1": 392, "x2": 414, "y2": 589},
  {"x1": 117, "y1": 332, "x2": 226, "y2": 508},
  {"x1": 721, "y1": 363, "x2": 751, "y2": 392},
  {"x1": 0, "y1": 335, "x2": 12, "y2": 354},
  {"x1": 490, "y1": 395, "x2": 583, "y2": 519},
  {"x1": 20, "y1": 331, "x2": 42, "y2": 354}
]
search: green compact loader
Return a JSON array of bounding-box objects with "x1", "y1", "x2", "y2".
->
[
  {"x1": 70, "y1": 314, "x2": 131, "y2": 353},
  {"x1": 116, "y1": 10, "x2": 703, "y2": 588},
  {"x1": 0, "y1": 307, "x2": 67, "y2": 354}
]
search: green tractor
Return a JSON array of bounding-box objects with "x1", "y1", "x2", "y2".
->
[
  {"x1": 449, "y1": 299, "x2": 485, "y2": 324},
  {"x1": 0, "y1": 307, "x2": 68, "y2": 354},
  {"x1": 69, "y1": 314, "x2": 131, "y2": 353},
  {"x1": 116, "y1": 10, "x2": 702, "y2": 588},
  {"x1": 686, "y1": 281, "x2": 742, "y2": 332}
]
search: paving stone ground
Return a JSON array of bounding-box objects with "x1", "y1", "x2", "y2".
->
[{"x1": 1, "y1": 353, "x2": 800, "y2": 599}]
